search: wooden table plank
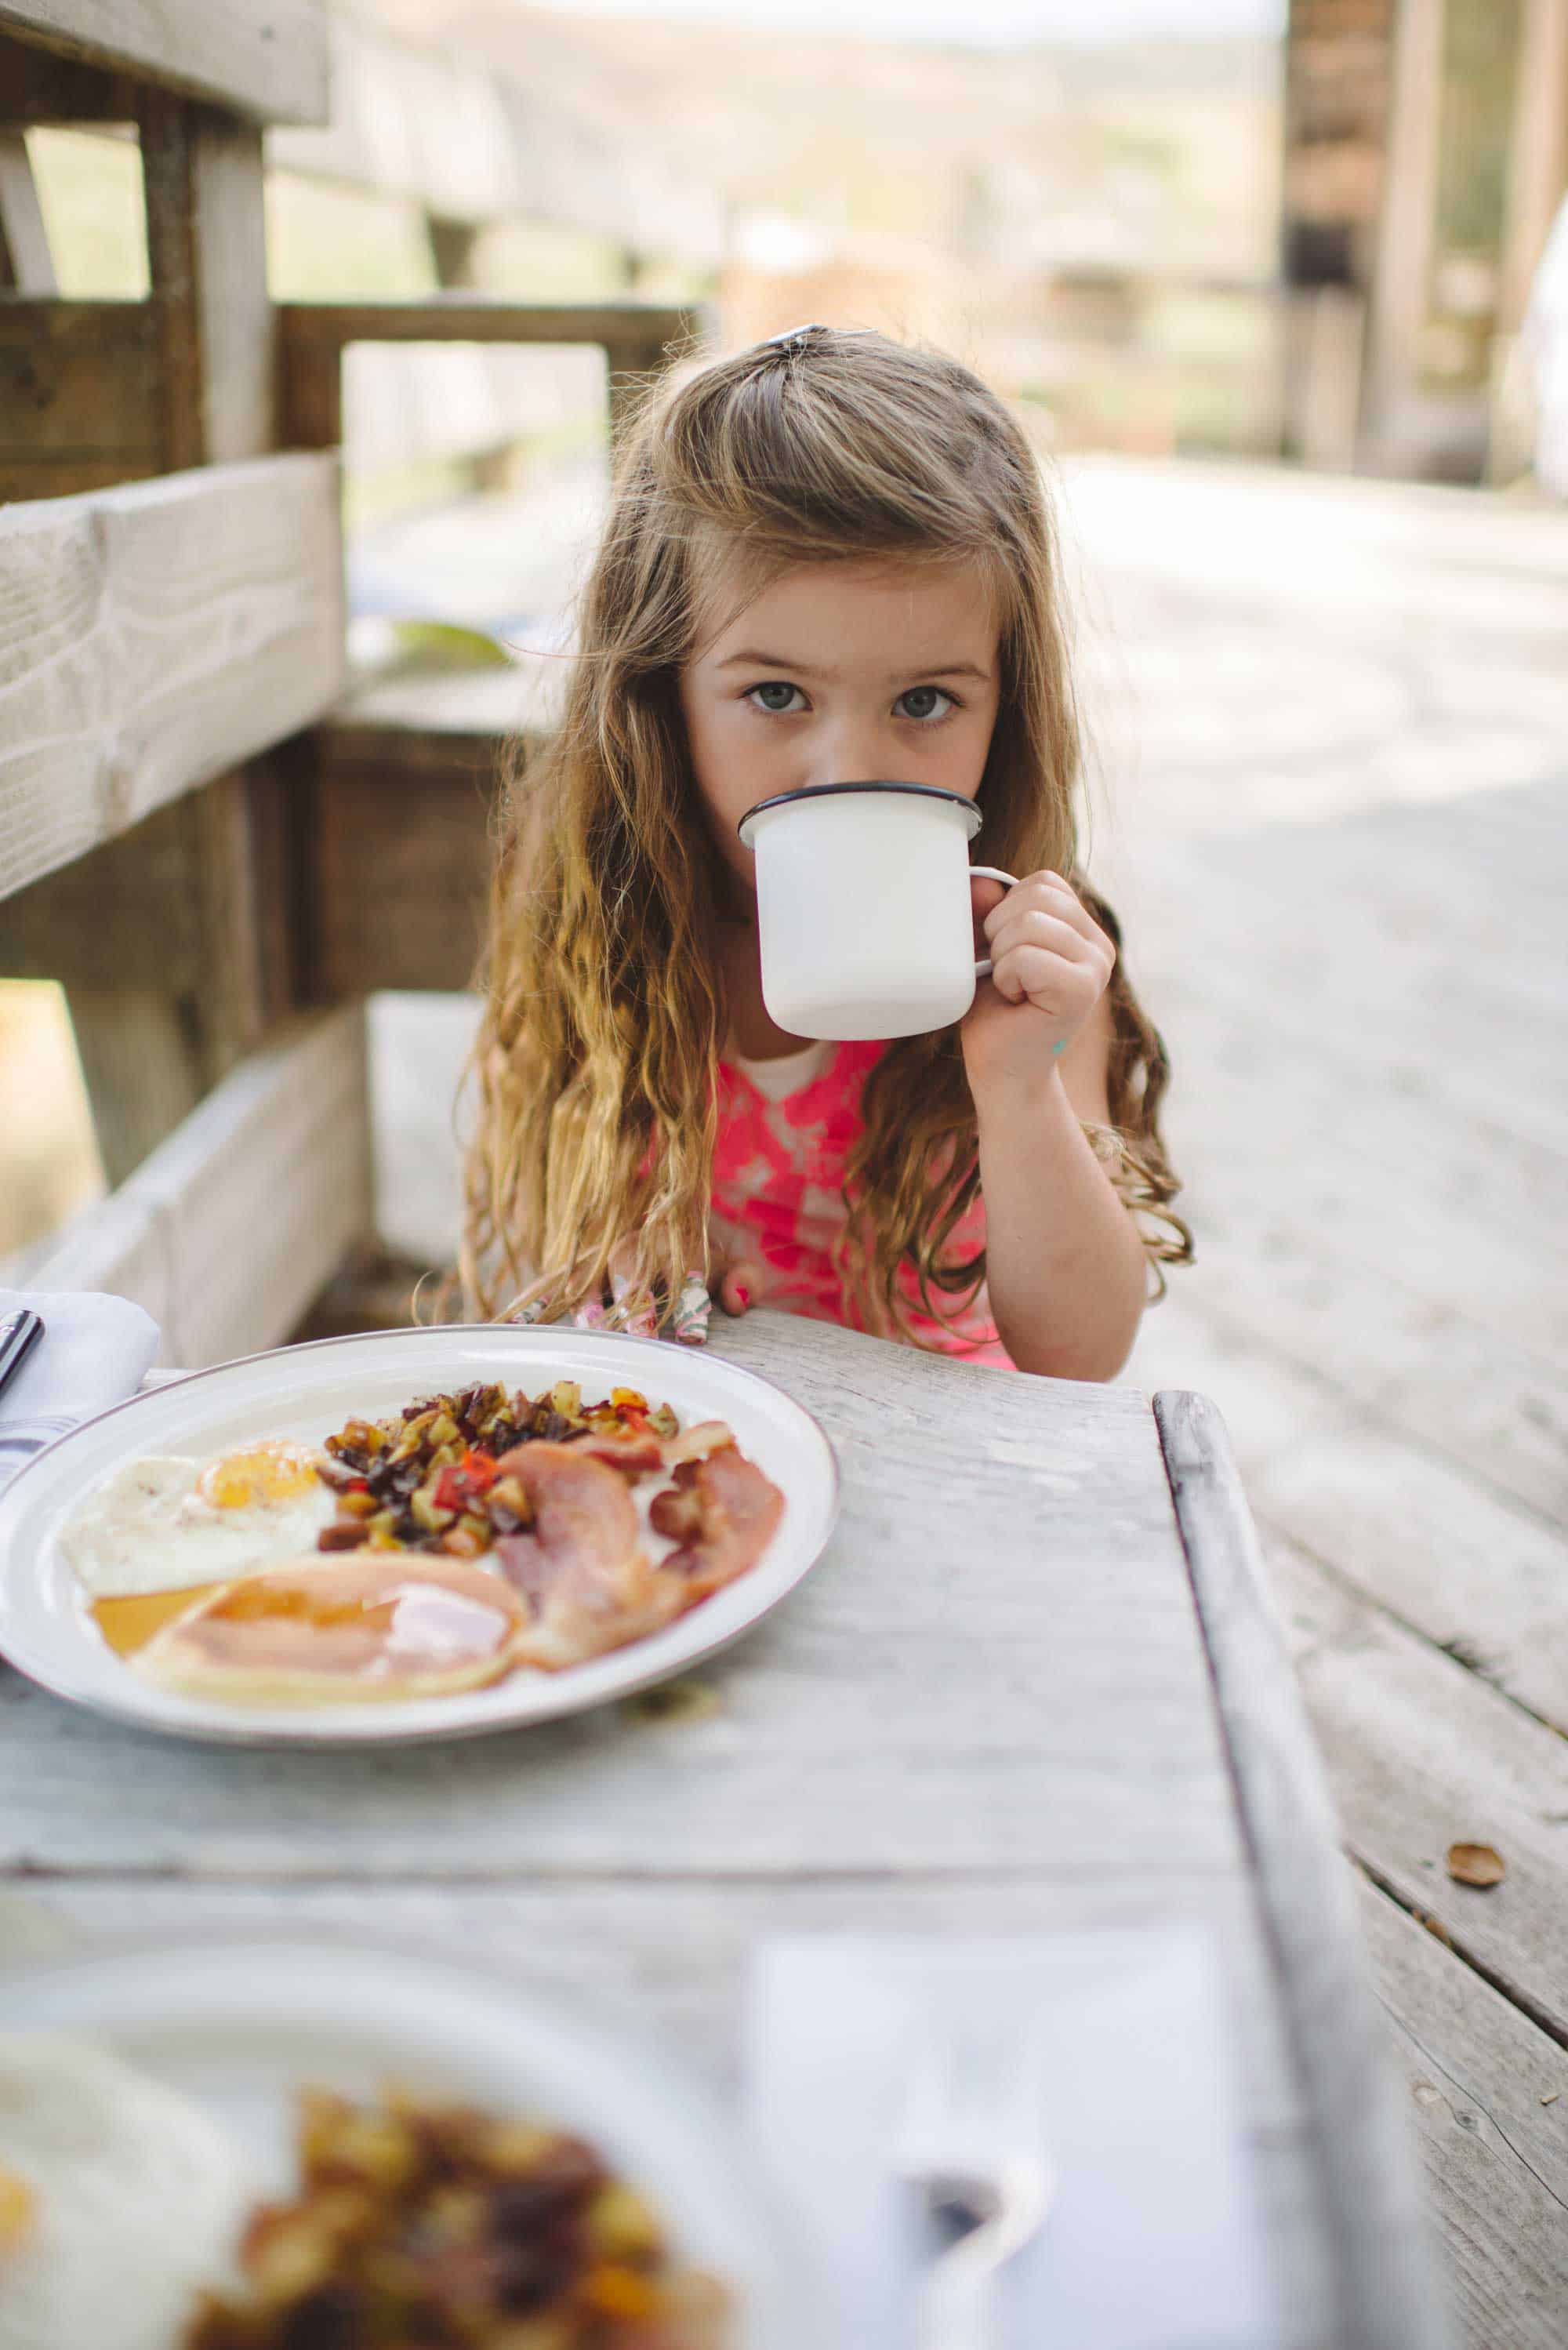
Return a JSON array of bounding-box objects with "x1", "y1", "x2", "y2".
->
[{"x1": 0, "y1": 1321, "x2": 1239, "y2": 1879}]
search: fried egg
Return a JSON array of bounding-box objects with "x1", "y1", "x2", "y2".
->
[
  {"x1": 132, "y1": 1553, "x2": 528, "y2": 1705},
  {"x1": 0, "y1": 2031, "x2": 256, "y2": 2350},
  {"x1": 60, "y1": 1441, "x2": 336, "y2": 1602}
]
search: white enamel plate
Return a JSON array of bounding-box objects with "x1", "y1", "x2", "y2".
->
[
  {"x1": 0, "y1": 1934, "x2": 818, "y2": 2349},
  {"x1": 0, "y1": 1326, "x2": 839, "y2": 1747}
]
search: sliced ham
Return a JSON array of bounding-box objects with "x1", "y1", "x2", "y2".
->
[
  {"x1": 647, "y1": 1447, "x2": 785, "y2": 1604},
  {"x1": 492, "y1": 1442, "x2": 682, "y2": 1669}
]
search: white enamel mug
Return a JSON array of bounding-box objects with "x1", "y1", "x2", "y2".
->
[{"x1": 736, "y1": 782, "x2": 1017, "y2": 1041}]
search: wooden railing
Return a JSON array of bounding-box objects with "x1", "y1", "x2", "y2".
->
[
  {"x1": 0, "y1": 1, "x2": 715, "y2": 1359},
  {"x1": 277, "y1": 296, "x2": 696, "y2": 456}
]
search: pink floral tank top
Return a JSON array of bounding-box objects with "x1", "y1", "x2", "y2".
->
[{"x1": 709, "y1": 1039, "x2": 1014, "y2": 1368}]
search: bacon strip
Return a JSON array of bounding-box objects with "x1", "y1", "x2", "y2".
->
[
  {"x1": 492, "y1": 1442, "x2": 681, "y2": 1669},
  {"x1": 572, "y1": 1418, "x2": 735, "y2": 1482},
  {"x1": 647, "y1": 1447, "x2": 785, "y2": 1604}
]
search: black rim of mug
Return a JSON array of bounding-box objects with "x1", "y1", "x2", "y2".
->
[{"x1": 736, "y1": 781, "x2": 983, "y2": 844}]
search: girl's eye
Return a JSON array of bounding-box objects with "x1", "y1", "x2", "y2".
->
[
  {"x1": 746, "y1": 681, "x2": 807, "y2": 714},
  {"x1": 894, "y1": 686, "x2": 955, "y2": 723}
]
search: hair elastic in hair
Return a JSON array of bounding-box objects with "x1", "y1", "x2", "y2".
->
[{"x1": 758, "y1": 321, "x2": 874, "y2": 354}]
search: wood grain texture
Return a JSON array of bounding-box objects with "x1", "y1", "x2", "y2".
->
[
  {"x1": 0, "y1": 38, "x2": 143, "y2": 119},
  {"x1": 1156, "y1": 1390, "x2": 1452, "y2": 2350},
  {"x1": 139, "y1": 91, "x2": 274, "y2": 467},
  {"x1": 1358, "y1": 1880, "x2": 1568, "y2": 2350},
  {"x1": 30, "y1": 1004, "x2": 371, "y2": 1366},
  {"x1": 310, "y1": 742, "x2": 495, "y2": 997},
  {"x1": 0, "y1": 452, "x2": 343, "y2": 902},
  {"x1": 0, "y1": 299, "x2": 160, "y2": 499},
  {"x1": 267, "y1": 13, "x2": 723, "y2": 260},
  {"x1": 1250, "y1": 1419, "x2": 1568, "y2": 1734},
  {"x1": 0, "y1": 0, "x2": 328, "y2": 125},
  {"x1": 15, "y1": 768, "x2": 275, "y2": 1185},
  {"x1": 1267, "y1": 1536, "x2": 1568, "y2": 2047}
]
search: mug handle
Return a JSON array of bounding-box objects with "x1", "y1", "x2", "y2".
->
[{"x1": 970, "y1": 866, "x2": 1018, "y2": 981}]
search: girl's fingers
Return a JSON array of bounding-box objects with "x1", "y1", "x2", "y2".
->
[
  {"x1": 717, "y1": 1260, "x2": 763, "y2": 1316},
  {"x1": 982, "y1": 874, "x2": 1109, "y2": 953},
  {"x1": 984, "y1": 908, "x2": 1110, "y2": 971},
  {"x1": 989, "y1": 943, "x2": 1105, "y2": 1009}
]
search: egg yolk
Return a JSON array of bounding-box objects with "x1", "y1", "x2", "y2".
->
[
  {"x1": 0, "y1": 2162, "x2": 35, "y2": 2254},
  {"x1": 196, "y1": 1442, "x2": 323, "y2": 1511}
]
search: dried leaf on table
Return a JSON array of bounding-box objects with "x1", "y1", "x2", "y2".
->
[{"x1": 1446, "y1": 1841, "x2": 1505, "y2": 1887}]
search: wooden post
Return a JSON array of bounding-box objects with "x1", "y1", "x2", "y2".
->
[
  {"x1": 1499, "y1": 0, "x2": 1568, "y2": 332},
  {"x1": 1488, "y1": 0, "x2": 1568, "y2": 478},
  {"x1": 1364, "y1": 0, "x2": 1446, "y2": 468},
  {"x1": 0, "y1": 124, "x2": 53, "y2": 289},
  {"x1": 427, "y1": 216, "x2": 483, "y2": 289},
  {"x1": 1297, "y1": 287, "x2": 1370, "y2": 471},
  {"x1": 139, "y1": 87, "x2": 274, "y2": 465},
  {"x1": 425, "y1": 212, "x2": 513, "y2": 492}
]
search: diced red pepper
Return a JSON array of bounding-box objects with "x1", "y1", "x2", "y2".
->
[
  {"x1": 432, "y1": 1451, "x2": 501, "y2": 1515},
  {"x1": 432, "y1": 1465, "x2": 469, "y2": 1513}
]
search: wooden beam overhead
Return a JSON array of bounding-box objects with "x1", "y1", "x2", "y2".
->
[
  {"x1": 0, "y1": 2, "x2": 329, "y2": 127},
  {"x1": 0, "y1": 34, "x2": 141, "y2": 118}
]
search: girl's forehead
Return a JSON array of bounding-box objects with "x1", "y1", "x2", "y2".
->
[{"x1": 690, "y1": 556, "x2": 1002, "y2": 667}]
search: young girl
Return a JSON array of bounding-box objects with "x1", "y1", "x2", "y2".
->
[{"x1": 463, "y1": 326, "x2": 1189, "y2": 1380}]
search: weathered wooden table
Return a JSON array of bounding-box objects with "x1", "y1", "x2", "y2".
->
[{"x1": 0, "y1": 1313, "x2": 1446, "y2": 2348}]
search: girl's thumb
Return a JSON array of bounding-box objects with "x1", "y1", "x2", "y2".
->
[{"x1": 717, "y1": 1261, "x2": 762, "y2": 1316}]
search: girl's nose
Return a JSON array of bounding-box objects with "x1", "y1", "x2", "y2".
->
[{"x1": 808, "y1": 713, "x2": 894, "y2": 787}]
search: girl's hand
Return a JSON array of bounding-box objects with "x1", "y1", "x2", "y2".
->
[
  {"x1": 962, "y1": 871, "x2": 1116, "y2": 1095},
  {"x1": 711, "y1": 1256, "x2": 764, "y2": 1317}
]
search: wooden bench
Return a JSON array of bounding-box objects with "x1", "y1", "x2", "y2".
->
[{"x1": 0, "y1": 0, "x2": 704, "y2": 1360}]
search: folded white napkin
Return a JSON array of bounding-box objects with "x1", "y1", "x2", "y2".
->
[
  {"x1": 746, "y1": 1932, "x2": 1278, "y2": 2350},
  {"x1": 0, "y1": 1289, "x2": 162, "y2": 1498}
]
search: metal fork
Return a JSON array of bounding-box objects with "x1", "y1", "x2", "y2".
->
[{"x1": 891, "y1": 2007, "x2": 1057, "y2": 2350}]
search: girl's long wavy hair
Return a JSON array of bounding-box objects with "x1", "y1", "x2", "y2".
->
[{"x1": 463, "y1": 327, "x2": 1191, "y2": 1338}]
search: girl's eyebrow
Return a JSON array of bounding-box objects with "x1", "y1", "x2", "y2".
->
[{"x1": 714, "y1": 648, "x2": 993, "y2": 682}]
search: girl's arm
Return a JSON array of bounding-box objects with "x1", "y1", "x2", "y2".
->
[{"x1": 964, "y1": 876, "x2": 1150, "y2": 1380}]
